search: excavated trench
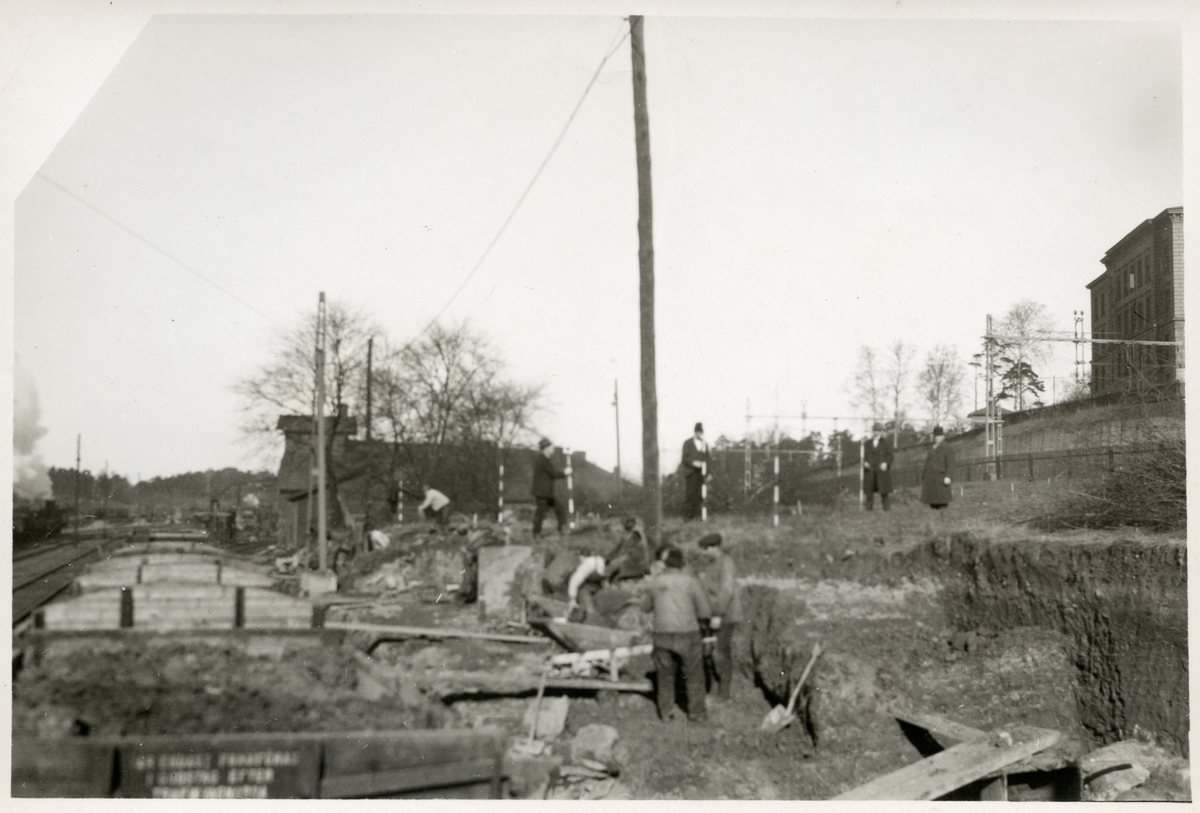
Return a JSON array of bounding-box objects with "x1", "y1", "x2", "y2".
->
[{"x1": 744, "y1": 534, "x2": 1188, "y2": 758}]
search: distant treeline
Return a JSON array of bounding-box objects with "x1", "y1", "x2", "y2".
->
[{"x1": 48, "y1": 466, "x2": 278, "y2": 514}]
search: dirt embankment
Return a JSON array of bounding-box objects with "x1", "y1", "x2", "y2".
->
[
  {"x1": 927, "y1": 535, "x2": 1188, "y2": 756},
  {"x1": 745, "y1": 534, "x2": 1188, "y2": 757}
]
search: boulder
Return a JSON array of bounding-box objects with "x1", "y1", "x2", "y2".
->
[{"x1": 568, "y1": 724, "x2": 628, "y2": 774}]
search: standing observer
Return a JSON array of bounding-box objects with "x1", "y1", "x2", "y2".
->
[
  {"x1": 862, "y1": 422, "x2": 894, "y2": 511},
  {"x1": 920, "y1": 426, "x2": 953, "y2": 509},
  {"x1": 680, "y1": 423, "x2": 710, "y2": 521},
  {"x1": 532, "y1": 438, "x2": 569, "y2": 536}
]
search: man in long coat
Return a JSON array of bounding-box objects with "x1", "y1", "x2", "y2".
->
[
  {"x1": 680, "y1": 423, "x2": 710, "y2": 520},
  {"x1": 920, "y1": 426, "x2": 953, "y2": 509},
  {"x1": 532, "y1": 438, "x2": 569, "y2": 535},
  {"x1": 862, "y1": 422, "x2": 894, "y2": 510}
]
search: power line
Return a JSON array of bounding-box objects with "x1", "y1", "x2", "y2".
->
[
  {"x1": 409, "y1": 18, "x2": 632, "y2": 341},
  {"x1": 34, "y1": 171, "x2": 277, "y2": 325}
]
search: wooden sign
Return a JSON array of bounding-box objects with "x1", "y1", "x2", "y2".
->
[{"x1": 116, "y1": 736, "x2": 322, "y2": 798}]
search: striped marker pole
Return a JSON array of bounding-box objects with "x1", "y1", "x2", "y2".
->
[
  {"x1": 397, "y1": 479, "x2": 403, "y2": 524},
  {"x1": 773, "y1": 455, "x2": 780, "y2": 527},
  {"x1": 498, "y1": 463, "x2": 505, "y2": 522},
  {"x1": 701, "y1": 461, "x2": 708, "y2": 522},
  {"x1": 565, "y1": 448, "x2": 575, "y2": 530},
  {"x1": 859, "y1": 438, "x2": 865, "y2": 507}
]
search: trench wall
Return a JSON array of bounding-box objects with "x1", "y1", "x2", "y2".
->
[
  {"x1": 927, "y1": 535, "x2": 1188, "y2": 756},
  {"x1": 746, "y1": 534, "x2": 1188, "y2": 756}
]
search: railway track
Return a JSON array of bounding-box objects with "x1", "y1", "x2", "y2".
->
[{"x1": 12, "y1": 535, "x2": 126, "y2": 626}]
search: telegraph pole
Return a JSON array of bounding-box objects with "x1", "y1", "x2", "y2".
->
[
  {"x1": 316, "y1": 293, "x2": 329, "y2": 573},
  {"x1": 631, "y1": 15, "x2": 661, "y2": 544},
  {"x1": 365, "y1": 336, "x2": 373, "y2": 442},
  {"x1": 74, "y1": 434, "x2": 81, "y2": 539},
  {"x1": 613, "y1": 379, "x2": 621, "y2": 498}
]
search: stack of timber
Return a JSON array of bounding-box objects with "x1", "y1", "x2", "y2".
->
[{"x1": 13, "y1": 728, "x2": 506, "y2": 799}]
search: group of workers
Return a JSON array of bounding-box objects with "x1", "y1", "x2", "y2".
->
[{"x1": 543, "y1": 514, "x2": 741, "y2": 724}]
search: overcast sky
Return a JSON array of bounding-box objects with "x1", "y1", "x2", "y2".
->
[{"x1": 5, "y1": 1, "x2": 1197, "y2": 486}]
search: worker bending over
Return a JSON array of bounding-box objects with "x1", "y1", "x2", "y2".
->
[
  {"x1": 566, "y1": 551, "x2": 606, "y2": 621},
  {"x1": 605, "y1": 517, "x2": 650, "y2": 583},
  {"x1": 418, "y1": 485, "x2": 451, "y2": 530},
  {"x1": 642, "y1": 546, "x2": 712, "y2": 723}
]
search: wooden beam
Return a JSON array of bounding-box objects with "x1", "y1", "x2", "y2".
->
[
  {"x1": 319, "y1": 757, "x2": 498, "y2": 798},
  {"x1": 324, "y1": 620, "x2": 549, "y2": 646},
  {"x1": 833, "y1": 725, "x2": 1060, "y2": 800}
]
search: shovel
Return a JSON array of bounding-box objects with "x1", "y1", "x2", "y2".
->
[
  {"x1": 512, "y1": 664, "x2": 551, "y2": 756},
  {"x1": 760, "y1": 641, "x2": 823, "y2": 734}
]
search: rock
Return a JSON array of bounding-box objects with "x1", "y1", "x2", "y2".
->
[
  {"x1": 1081, "y1": 741, "x2": 1155, "y2": 801},
  {"x1": 569, "y1": 723, "x2": 628, "y2": 774},
  {"x1": 503, "y1": 747, "x2": 561, "y2": 799},
  {"x1": 477, "y1": 545, "x2": 541, "y2": 620},
  {"x1": 523, "y1": 695, "x2": 569, "y2": 741}
]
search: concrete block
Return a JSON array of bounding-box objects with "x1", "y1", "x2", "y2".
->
[
  {"x1": 523, "y1": 696, "x2": 569, "y2": 741},
  {"x1": 300, "y1": 570, "x2": 339, "y2": 597},
  {"x1": 478, "y1": 546, "x2": 541, "y2": 619}
]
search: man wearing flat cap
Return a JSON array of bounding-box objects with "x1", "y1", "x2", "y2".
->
[
  {"x1": 680, "y1": 423, "x2": 710, "y2": 521},
  {"x1": 697, "y1": 532, "x2": 742, "y2": 702},
  {"x1": 532, "y1": 438, "x2": 569, "y2": 535},
  {"x1": 862, "y1": 422, "x2": 894, "y2": 511},
  {"x1": 920, "y1": 426, "x2": 953, "y2": 509}
]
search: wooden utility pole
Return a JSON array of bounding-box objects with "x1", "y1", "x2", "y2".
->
[
  {"x1": 74, "y1": 434, "x2": 81, "y2": 539},
  {"x1": 316, "y1": 293, "x2": 329, "y2": 572},
  {"x1": 365, "y1": 336, "x2": 373, "y2": 442},
  {"x1": 613, "y1": 379, "x2": 621, "y2": 498},
  {"x1": 630, "y1": 15, "x2": 662, "y2": 544}
]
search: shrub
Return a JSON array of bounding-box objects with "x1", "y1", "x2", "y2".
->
[{"x1": 1033, "y1": 440, "x2": 1186, "y2": 533}]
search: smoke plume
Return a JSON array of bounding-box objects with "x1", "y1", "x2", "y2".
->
[{"x1": 14, "y1": 356, "x2": 53, "y2": 501}]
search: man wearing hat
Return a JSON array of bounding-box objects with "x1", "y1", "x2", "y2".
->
[
  {"x1": 920, "y1": 426, "x2": 954, "y2": 509},
  {"x1": 642, "y1": 546, "x2": 713, "y2": 723},
  {"x1": 532, "y1": 438, "x2": 570, "y2": 535},
  {"x1": 862, "y1": 423, "x2": 895, "y2": 510},
  {"x1": 697, "y1": 532, "x2": 742, "y2": 702},
  {"x1": 680, "y1": 423, "x2": 710, "y2": 521}
]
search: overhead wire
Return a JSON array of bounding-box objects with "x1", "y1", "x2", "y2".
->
[
  {"x1": 33, "y1": 171, "x2": 278, "y2": 326},
  {"x1": 407, "y1": 18, "x2": 632, "y2": 345}
]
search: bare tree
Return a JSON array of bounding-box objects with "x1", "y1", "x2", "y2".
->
[
  {"x1": 369, "y1": 322, "x2": 542, "y2": 484},
  {"x1": 918, "y1": 344, "x2": 966, "y2": 430},
  {"x1": 848, "y1": 345, "x2": 887, "y2": 423},
  {"x1": 884, "y1": 340, "x2": 917, "y2": 438},
  {"x1": 235, "y1": 300, "x2": 377, "y2": 458},
  {"x1": 996, "y1": 300, "x2": 1054, "y2": 411}
]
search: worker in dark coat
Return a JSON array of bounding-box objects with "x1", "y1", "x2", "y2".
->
[
  {"x1": 862, "y1": 423, "x2": 894, "y2": 511},
  {"x1": 920, "y1": 426, "x2": 953, "y2": 509},
  {"x1": 532, "y1": 438, "x2": 569, "y2": 535},
  {"x1": 680, "y1": 423, "x2": 710, "y2": 521}
]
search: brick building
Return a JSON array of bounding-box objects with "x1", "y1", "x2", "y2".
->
[{"x1": 1086, "y1": 206, "x2": 1184, "y2": 395}]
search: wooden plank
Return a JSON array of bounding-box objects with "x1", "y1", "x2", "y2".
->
[
  {"x1": 891, "y1": 708, "x2": 988, "y2": 749},
  {"x1": 833, "y1": 725, "x2": 1061, "y2": 800},
  {"x1": 11, "y1": 740, "x2": 115, "y2": 797},
  {"x1": 324, "y1": 620, "x2": 549, "y2": 646},
  {"x1": 545, "y1": 677, "x2": 652, "y2": 693},
  {"x1": 319, "y1": 757, "x2": 498, "y2": 798},
  {"x1": 891, "y1": 708, "x2": 1073, "y2": 776},
  {"x1": 551, "y1": 643, "x2": 653, "y2": 666}
]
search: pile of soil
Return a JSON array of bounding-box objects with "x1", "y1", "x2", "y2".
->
[{"x1": 13, "y1": 640, "x2": 451, "y2": 739}]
